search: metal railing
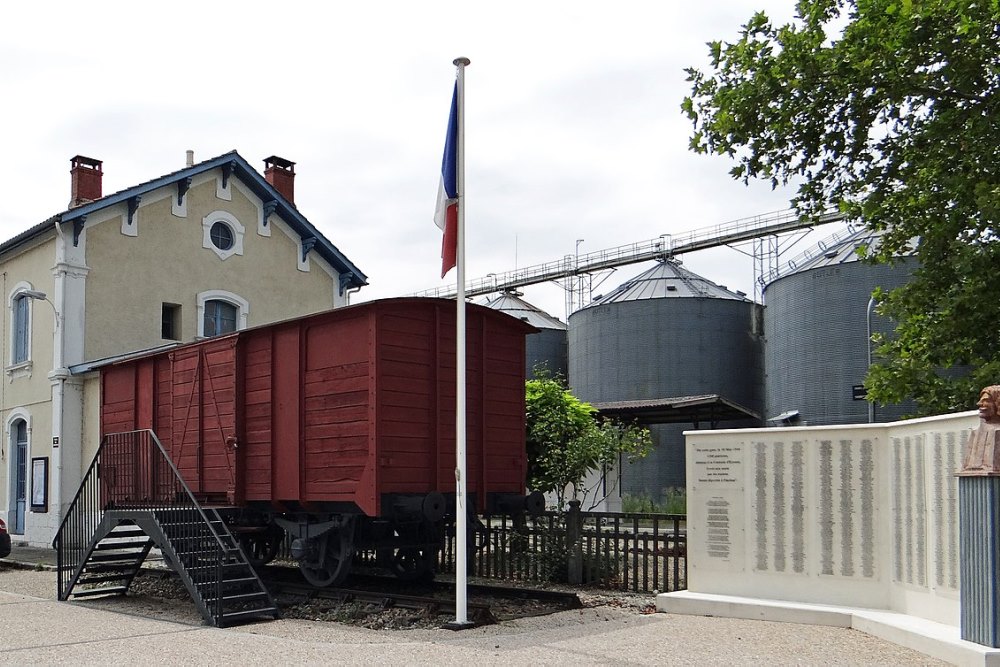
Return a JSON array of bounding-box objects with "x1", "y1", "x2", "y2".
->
[
  {"x1": 413, "y1": 208, "x2": 844, "y2": 300},
  {"x1": 765, "y1": 223, "x2": 861, "y2": 283},
  {"x1": 439, "y1": 507, "x2": 686, "y2": 594},
  {"x1": 53, "y1": 430, "x2": 232, "y2": 620}
]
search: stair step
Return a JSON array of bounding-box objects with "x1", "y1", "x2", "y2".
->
[
  {"x1": 106, "y1": 528, "x2": 147, "y2": 538},
  {"x1": 88, "y1": 550, "x2": 147, "y2": 563},
  {"x1": 82, "y1": 563, "x2": 141, "y2": 574},
  {"x1": 218, "y1": 577, "x2": 259, "y2": 586},
  {"x1": 158, "y1": 523, "x2": 221, "y2": 530},
  {"x1": 77, "y1": 573, "x2": 131, "y2": 585},
  {"x1": 166, "y1": 535, "x2": 231, "y2": 545},
  {"x1": 95, "y1": 540, "x2": 149, "y2": 551},
  {"x1": 219, "y1": 607, "x2": 280, "y2": 623},
  {"x1": 205, "y1": 591, "x2": 270, "y2": 604},
  {"x1": 71, "y1": 585, "x2": 129, "y2": 598},
  {"x1": 195, "y1": 577, "x2": 260, "y2": 590},
  {"x1": 186, "y1": 562, "x2": 250, "y2": 572}
]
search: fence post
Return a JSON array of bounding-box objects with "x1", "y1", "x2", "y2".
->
[{"x1": 567, "y1": 500, "x2": 583, "y2": 585}]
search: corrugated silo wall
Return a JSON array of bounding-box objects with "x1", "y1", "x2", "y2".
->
[
  {"x1": 763, "y1": 259, "x2": 916, "y2": 425},
  {"x1": 568, "y1": 298, "x2": 762, "y2": 501},
  {"x1": 526, "y1": 329, "x2": 568, "y2": 379}
]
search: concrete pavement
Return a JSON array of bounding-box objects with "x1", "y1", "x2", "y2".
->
[{"x1": 0, "y1": 546, "x2": 947, "y2": 666}]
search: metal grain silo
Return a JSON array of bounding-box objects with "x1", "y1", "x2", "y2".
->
[
  {"x1": 763, "y1": 228, "x2": 916, "y2": 425},
  {"x1": 483, "y1": 292, "x2": 567, "y2": 379},
  {"x1": 568, "y1": 260, "x2": 763, "y2": 501}
]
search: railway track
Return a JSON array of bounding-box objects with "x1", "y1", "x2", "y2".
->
[
  {"x1": 131, "y1": 564, "x2": 581, "y2": 629},
  {"x1": 262, "y1": 566, "x2": 582, "y2": 627}
]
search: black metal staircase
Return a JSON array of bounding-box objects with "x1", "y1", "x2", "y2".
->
[{"x1": 53, "y1": 430, "x2": 279, "y2": 627}]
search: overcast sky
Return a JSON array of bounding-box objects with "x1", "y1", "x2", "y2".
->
[{"x1": 2, "y1": 1, "x2": 831, "y2": 320}]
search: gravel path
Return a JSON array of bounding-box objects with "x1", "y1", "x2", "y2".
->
[{"x1": 0, "y1": 565, "x2": 947, "y2": 665}]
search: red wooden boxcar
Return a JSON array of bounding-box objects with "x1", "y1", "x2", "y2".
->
[{"x1": 100, "y1": 298, "x2": 538, "y2": 585}]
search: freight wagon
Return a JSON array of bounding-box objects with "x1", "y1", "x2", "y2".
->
[{"x1": 98, "y1": 297, "x2": 540, "y2": 586}]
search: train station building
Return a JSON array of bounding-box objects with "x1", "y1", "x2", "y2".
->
[{"x1": 1, "y1": 152, "x2": 367, "y2": 548}]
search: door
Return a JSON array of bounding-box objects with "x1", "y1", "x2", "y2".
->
[{"x1": 12, "y1": 420, "x2": 26, "y2": 534}]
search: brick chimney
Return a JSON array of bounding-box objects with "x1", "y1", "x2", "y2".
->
[
  {"x1": 264, "y1": 156, "x2": 295, "y2": 204},
  {"x1": 69, "y1": 155, "x2": 103, "y2": 208}
]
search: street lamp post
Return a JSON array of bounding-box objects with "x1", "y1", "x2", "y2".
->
[{"x1": 22, "y1": 289, "x2": 66, "y2": 531}]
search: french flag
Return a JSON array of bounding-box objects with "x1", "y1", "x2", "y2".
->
[{"x1": 434, "y1": 83, "x2": 459, "y2": 278}]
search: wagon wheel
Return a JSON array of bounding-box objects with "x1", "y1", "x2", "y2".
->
[
  {"x1": 298, "y1": 530, "x2": 353, "y2": 588},
  {"x1": 237, "y1": 524, "x2": 284, "y2": 567},
  {"x1": 389, "y1": 547, "x2": 436, "y2": 582}
]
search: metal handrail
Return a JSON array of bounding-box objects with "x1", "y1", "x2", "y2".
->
[
  {"x1": 765, "y1": 223, "x2": 861, "y2": 282},
  {"x1": 53, "y1": 430, "x2": 230, "y2": 601}
]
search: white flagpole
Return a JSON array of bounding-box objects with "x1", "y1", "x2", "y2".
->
[{"x1": 453, "y1": 55, "x2": 470, "y2": 628}]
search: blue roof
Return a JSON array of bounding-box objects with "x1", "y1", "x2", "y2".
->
[{"x1": 3, "y1": 151, "x2": 367, "y2": 290}]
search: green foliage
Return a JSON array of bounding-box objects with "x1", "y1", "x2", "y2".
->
[
  {"x1": 525, "y1": 373, "x2": 652, "y2": 507},
  {"x1": 685, "y1": 0, "x2": 1000, "y2": 415},
  {"x1": 622, "y1": 488, "x2": 687, "y2": 515}
]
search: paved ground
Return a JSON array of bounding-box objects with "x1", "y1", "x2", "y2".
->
[{"x1": 0, "y1": 546, "x2": 946, "y2": 666}]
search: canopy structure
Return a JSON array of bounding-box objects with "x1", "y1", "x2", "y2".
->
[{"x1": 589, "y1": 394, "x2": 761, "y2": 428}]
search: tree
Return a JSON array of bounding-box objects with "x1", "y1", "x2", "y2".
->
[
  {"x1": 525, "y1": 374, "x2": 652, "y2": 509},
  {"x1": 684, "y1": 0, "x2": 1000, "y2": 415}
]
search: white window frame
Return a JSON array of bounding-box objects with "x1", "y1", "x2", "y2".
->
[
  {"x1": 6, "y1": 409, "x2": 31, "y2": 534},
  {"x1": 202, "y1": 211, "x2": 245, "y2": 261},
  {"x1": 196, "y1": 290, "x2": 250, "y2": 338},
  {"x1": 7, "y1": 282, "x2": 36, "y2": 375}
]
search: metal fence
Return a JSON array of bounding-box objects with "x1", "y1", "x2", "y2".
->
[
  {"x1": 438, "y1": 504, "x2": 686, "y2": 594},
  {"x1": 277, "y1": 505, "x2": 687, "y2": 594}
]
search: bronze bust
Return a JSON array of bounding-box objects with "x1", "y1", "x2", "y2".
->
[{"x1": 959, "y1": 385, "x2": 1000, "y2": 475}]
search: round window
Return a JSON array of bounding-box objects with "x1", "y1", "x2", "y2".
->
[{"x1": 210, "y1": 221, "x2": 234, "y2": 251}]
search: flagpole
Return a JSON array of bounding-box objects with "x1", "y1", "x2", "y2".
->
[{"x1": 452, "y1": 55, "x2": 471, "y2": 628}]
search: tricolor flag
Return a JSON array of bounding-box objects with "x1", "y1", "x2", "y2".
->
[{"x1": 434, "y1": 83, "x2": 459, "y2": 278}]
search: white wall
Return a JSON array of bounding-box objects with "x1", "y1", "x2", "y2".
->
[{"x1": 684, "y1": 411, "x2": 976, "y2": 627}]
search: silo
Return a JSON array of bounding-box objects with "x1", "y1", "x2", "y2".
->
[
  {"x1": 763, "y1": 228, "x2": 916, "y2": 425},
  {"x1": 483, "y1": 292, "x2": 567, "y2": 379},
  {"x1": 568, "y1": 260, "x2": 762, "y2": 501}
]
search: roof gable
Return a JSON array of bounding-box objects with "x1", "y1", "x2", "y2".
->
[{"x1": 4, "y1": 151, "x2": 367, "y2": 290}]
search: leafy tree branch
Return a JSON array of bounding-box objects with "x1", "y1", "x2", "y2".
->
[{"x1": 685, "y1": 0, "x2": 1000, "y2": 414}]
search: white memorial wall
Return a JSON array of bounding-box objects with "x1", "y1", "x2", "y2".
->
[{"x1": 685, "y1": 411, "x2": 976, "y2": 627}]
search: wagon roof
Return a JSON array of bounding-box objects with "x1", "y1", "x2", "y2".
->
[{"x1": 76, "y1": 297, "x2": 537, "y2": 373}]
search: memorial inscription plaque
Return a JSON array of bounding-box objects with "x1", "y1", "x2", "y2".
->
[
  {"x1": 691, "y1": 442, "x2": 745, "y2": 569},
  {"x1": 749, "y1": 440, "x2": 807, "y2": 575}
]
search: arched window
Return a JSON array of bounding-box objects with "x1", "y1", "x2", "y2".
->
[
  {"x1": 196, "y1": 290, "x2": 249, "y2": 338},
  {"x1": 204, "y1": 300, "x2": 238, "y2": 337},
  {"x1": 8, "y1": 283, "x2": 37, "y2": 369},
  {"x1": 12, "y1": 294, "x2": 29, "y2": 364}
]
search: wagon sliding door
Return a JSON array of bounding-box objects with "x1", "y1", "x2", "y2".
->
[{"x1": 168, "y1": 339, "x2": 240, "y2": 502}]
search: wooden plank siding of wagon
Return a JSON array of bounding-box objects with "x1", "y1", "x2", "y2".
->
[
  {"x1": 374, "y1": 305, "x2": 438, "y2": 500},
  {"x1": 97, "y1": 298, "x2": 536, "y2": 516},
  {"x1": 481, "y1": 316, "x2": 530, "y2": 493},
  {"x1": 300, "y1": 311, "x2": 374, "y2": 513}
]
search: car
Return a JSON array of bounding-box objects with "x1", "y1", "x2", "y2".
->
[{"x1": 0, "y1": 517, "x2": 10, "y2": 558}]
